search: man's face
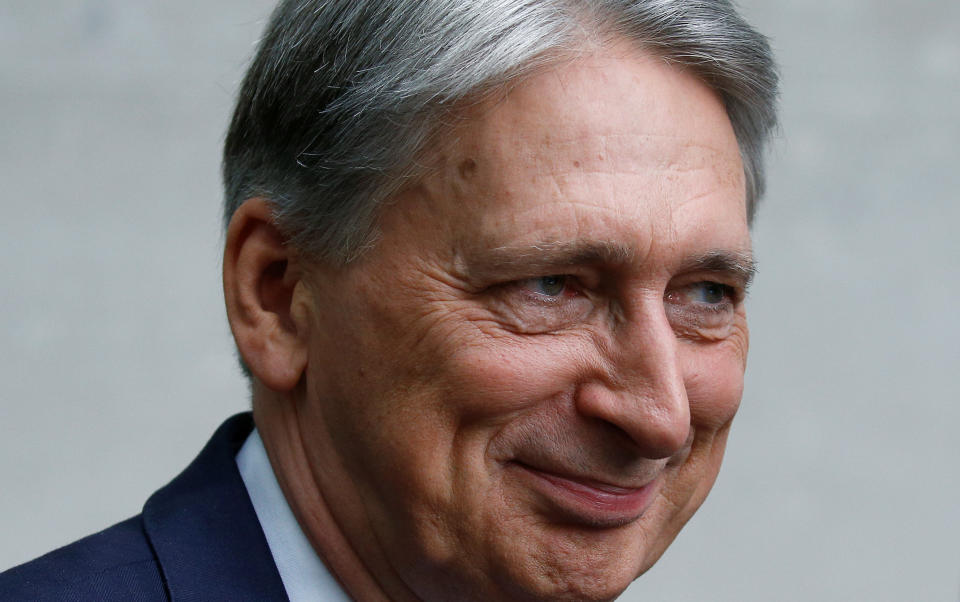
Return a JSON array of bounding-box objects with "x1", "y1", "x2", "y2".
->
[{"x1": 298, "y1": 45, "x2": 751, "y2": 601}]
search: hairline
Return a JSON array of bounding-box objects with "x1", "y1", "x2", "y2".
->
[{"x1": 223, "y1": 0, "x2": 778, "y2": 266}]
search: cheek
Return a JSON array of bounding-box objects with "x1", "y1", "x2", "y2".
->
[
  {"x1": 682, "y1": 342, "x2": 746, "y2": 430},
  {"x1": 439, "y1": 333, "x2": 593, "y2": 420}
]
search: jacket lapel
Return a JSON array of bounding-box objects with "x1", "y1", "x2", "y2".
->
[{"x1": 142, "y1": 413, "x2": 289, "y2": 601}]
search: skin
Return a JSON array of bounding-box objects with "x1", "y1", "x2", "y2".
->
[{"x1": 224, "y1": 43, "x2": 752, "y2": 602}]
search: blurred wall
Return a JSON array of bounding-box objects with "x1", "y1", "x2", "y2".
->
[{"x1": 1, "y1": 1, "x2": 958, "y2": 600}]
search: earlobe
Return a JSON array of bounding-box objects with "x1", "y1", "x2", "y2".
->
[{"x1": 223, "y1": 198, "x2": 309, "y2": 392}]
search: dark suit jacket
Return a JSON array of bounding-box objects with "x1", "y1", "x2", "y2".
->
[{"x1": 0, "y1": 413, "x2": 290, "y2": 601}]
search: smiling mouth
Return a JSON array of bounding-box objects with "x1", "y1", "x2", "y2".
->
[{"x1": 510, "y1": 462, "x2": 660, "y2": 528}]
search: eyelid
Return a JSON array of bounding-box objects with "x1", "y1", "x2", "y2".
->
[
  {"x1": 664, "y1": 282, "x2": 739, "y2": 313},
  {"x1": 486, "y1": 274, "x2": 596, "y2": 335},
  {"x1": 669, "y1": 276, "x2": 747, "y2": 303},
  {"x1": 507, "y1": 266, "x2": 602, "y2": 288},
  {"x1": 517, "y1": 276, "x2": 565, "y2": 299},
  {"x1": 664, "y1": 281, "x2": 739, "y2": 336},
  {"x1": 516, "y1": 274, "x2": 584, "y2": 300},
  {"x1": 697, "y1": 281, "x2": 739, "y2": 304}
]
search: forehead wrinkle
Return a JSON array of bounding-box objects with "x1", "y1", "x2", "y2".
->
[{"x1": 522, "y1": 134, "x2": 738, "y2": 172}]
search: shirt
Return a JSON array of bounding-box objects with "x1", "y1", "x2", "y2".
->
[{"x1": 236, "y1": 428, "x2": 353, "y2": 602}]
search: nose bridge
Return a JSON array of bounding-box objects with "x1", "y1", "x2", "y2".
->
[{"x1": 577, "y1": 295, "x2": 690, "y2": 458}]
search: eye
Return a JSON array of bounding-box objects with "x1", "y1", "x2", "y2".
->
[
  {"x1": 487, "y1": 274, "x2": 592, "y2": 334},
  {"x1": 664, "y1": 280, "x2": 739, "y2": 336},
  {"x1": 666, "y1": 281, "x2": 735, "y2": 307},
  {"x1": 521, "y1": 275, "x2": 569, "y2": 297},
  {"x1": 689, "y1": 282, "x2": 732, "y2": 305}
]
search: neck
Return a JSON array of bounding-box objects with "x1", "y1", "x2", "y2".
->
[{"x1": 252, "y1": 382, "x2": 420, "y2": 602}]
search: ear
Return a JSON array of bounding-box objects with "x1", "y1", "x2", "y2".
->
[{"x1": 223, "y1": 198, "x2": 310, "y2": 392}]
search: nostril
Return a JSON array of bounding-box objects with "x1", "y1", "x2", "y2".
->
[{"x1": 574, "y1": 381, "x2": 691, "y2": 459}]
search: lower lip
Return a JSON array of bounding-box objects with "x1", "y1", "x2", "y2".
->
[{"x1": 511, "y1": 463, "x2": 659, "y2": 527}]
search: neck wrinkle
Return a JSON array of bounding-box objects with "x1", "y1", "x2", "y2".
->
[{"x1": 252, "y1": 385, "x2": 422, "y2": 602}]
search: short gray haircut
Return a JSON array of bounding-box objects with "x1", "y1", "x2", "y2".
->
[{"x1": 223, "y1": 0, "x2": 778, "y2": 263}]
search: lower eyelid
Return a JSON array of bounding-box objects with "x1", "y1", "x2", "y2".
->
[
  {"x1": 489, "y1": 299, "x2": 594, "y2": 335},
  {"x1": 517, "y1": 286, "x2": 572, "y2": 304},
  {"x1": 665, "y1": 300, "x2": 734, "y2": 328},
  {"x1": 700, "y1": 300, "x2": 733, "y2": 312}
]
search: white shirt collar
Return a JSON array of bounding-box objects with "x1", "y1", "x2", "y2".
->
[{"x1": 236, "y1": 428, "x2": 353, "y2": 602}]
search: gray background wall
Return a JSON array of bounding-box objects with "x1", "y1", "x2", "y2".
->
[{"x1": 1, "y1": 1, "x2": 958, "y2": 600}]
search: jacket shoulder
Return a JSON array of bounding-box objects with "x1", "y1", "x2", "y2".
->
[{"x1": 0, "y1": 515, "x2": 167, "y2": 601}]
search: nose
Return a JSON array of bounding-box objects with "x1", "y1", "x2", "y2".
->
[{"x1": 574, "y1": 299, "x2": 691, "y2": 459}]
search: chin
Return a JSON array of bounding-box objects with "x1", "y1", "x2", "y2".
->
[
  {"x1": 505, "y1": 564, "x2": 639, "y2": 602},
  {"x1": 480, "y1": 525, "x2": 654, "y2": 602}
]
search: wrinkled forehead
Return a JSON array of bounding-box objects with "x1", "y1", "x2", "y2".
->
[
  {"x1": 384, "y1": 45, "x2": 749, "y2": 272},
  {"x1": 451, "y1": 46, "x2": 739, "y2": 163}
]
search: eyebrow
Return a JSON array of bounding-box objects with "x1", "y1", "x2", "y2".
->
[
  {"x1": 463, "y1": 240, "x2": 755, "y2": 287},
  {"x1": 467, "y1": 240, "x2": 636, "y2": 275},
  {"x1": 679, "y1": 249, "x2": 757, "y2": 288}
]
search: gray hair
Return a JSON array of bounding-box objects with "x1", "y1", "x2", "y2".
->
[{"x1": 223, "y1": 0, "x2": 778, "y2": 263}]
